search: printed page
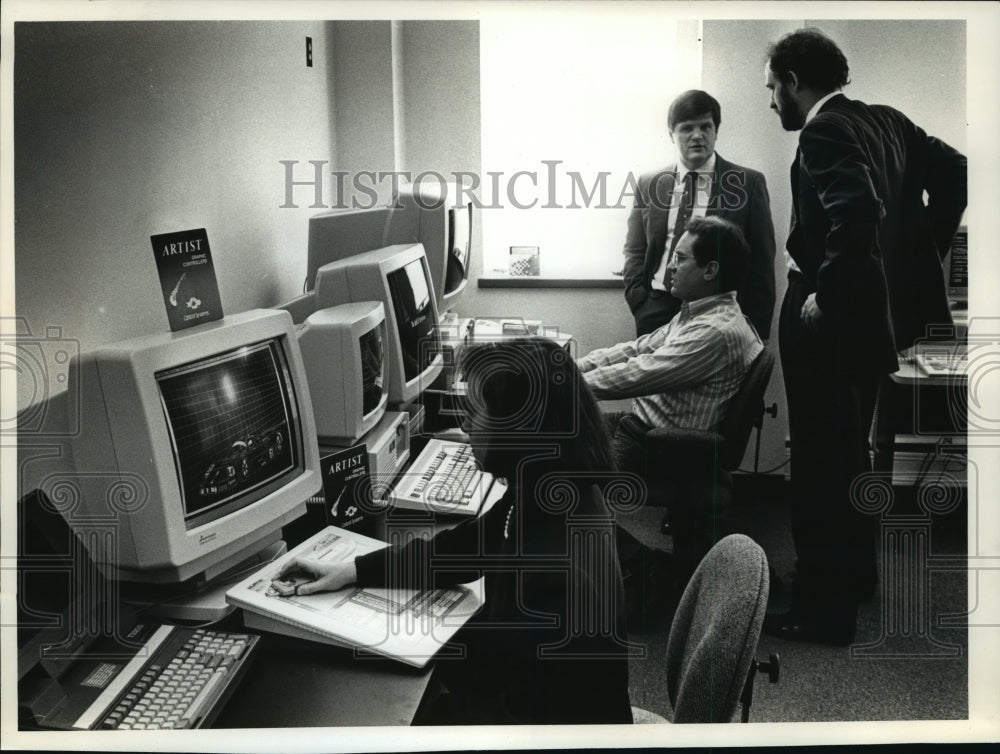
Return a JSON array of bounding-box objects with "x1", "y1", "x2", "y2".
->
[{"x1": 226, "y1": 527, "x2": 484, "y2": 665}]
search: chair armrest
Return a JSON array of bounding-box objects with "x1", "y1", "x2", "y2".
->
[
  {"x1": 644, "y1": 428, "x2": 727, "y2": 479},
  {"x1": 646, "y1": 427, "x2": 725, "y2": 452}
]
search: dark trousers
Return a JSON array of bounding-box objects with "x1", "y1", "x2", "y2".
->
[
  {"x1": 633, "y1": 288, "x2": 681, "y2": 337},
  {"x1": 604, "y1": 410, "x2": 648, "y2": 478},
  {"x1": 603, "y1": 411, "x2": 719, "y2": 581},
  {"x1": 780, "y1": 273, "x2": 879, "y2": 627}
]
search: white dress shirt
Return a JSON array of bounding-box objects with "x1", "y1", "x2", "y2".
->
[{"x1": 651, "y1": 153, "x2": 717, "y2": 291}]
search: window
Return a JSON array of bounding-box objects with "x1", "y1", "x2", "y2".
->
[{"x1": 479, "y1": 14, "x2": 701, "y2": 280}]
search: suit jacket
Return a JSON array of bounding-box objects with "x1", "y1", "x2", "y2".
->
[
  {"x1": 788, "y1": 94, "x2": 967, "y2": 373},
  {"x1": 622, "y1": 154, "x2": 777, "y2": 339}
]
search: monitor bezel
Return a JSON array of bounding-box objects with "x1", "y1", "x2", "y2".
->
[
  {"x1": 305, "y1": 206, "x2": 393, "y2": 293},
  {"x1": 314, "y1": 243, "x2": 444, "y2": 405},
  {"x1": 65, "y1": 309, "x2": 321, "y2": 584},
  {"x1": 388, "y1": 181, "x2": 474, "y2": 315},
  {"x1": 298, "y1": 301, "x2": 389, "y2": 445},
  {"x1": 441, "y1": 202, "x2": 473, "y2": 309}
]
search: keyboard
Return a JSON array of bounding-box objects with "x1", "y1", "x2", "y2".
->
[
  {"x1": 84, "y1": 627, "x2": 258, "y2": 730},
  {"x1": 388, "y1": 438, "x2": 493, "y2": 516},
  {"x1": 915, "y1": 344, "x2": 968, "y2": 377}
]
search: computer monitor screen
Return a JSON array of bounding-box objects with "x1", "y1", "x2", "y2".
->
[
  {"x1": 66, "y1": 309, "x2": 321, "y2": 585},
  {"x1": 305, "y1": 207, "x2": 392, "y2": 293},
  {"x1": 314, "y1": 244, "x2": 443, "y2": 404},
  {"x1": 446, "y1": 203, "x2": 473, "y2": 296},
  {"x1": 157, "y1": 339, "x2": 298, "y2": 525},
  {"x1": 297, "y1": 302, "x2": 389, "y2": 444},
  {"x1": 359, "y1": 325, "x2": 386, "y2": 415},
  {"x1": 387, "y1": 181, "x2": 474, "y2": 314},
  {"x1": 387, "y1": 256, "x2": 437, "y2": 382},
  {"x1": 947, "y1": 227, "x2": 968, "y2": 300}
]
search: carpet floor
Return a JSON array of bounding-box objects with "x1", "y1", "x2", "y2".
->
[{"x1": 620, "y1": 476, "x2": 969, "y2": 723}]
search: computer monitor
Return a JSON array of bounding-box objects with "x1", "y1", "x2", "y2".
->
[
  {"x1": 66, "y1": 309, "x2": 321, "y2": 588},
  {"x1": 386, "y1": 180, "x2": 474, "y2": 314},
  {"x1": 305, "y1": 207, "x2": 393, "y2": 293},
  {"x1": 314, "y1": 243, "x2": 443, "y2": 405},
  {"x1": 947, "y1": 226, "x2": 968, "y2": 304},
  {"x1": 296, "y1": 302, "x2": 389, "y2": 444}
]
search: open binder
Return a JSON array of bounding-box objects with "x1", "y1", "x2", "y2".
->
[{"x1": 225, "y1": 526, "x2": 484, "y2": 668}]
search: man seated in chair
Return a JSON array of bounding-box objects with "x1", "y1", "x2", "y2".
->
[{"x1": 578, "y1": 215, "x2": 764, "y2": 600}]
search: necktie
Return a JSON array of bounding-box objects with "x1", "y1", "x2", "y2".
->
[{"x1": 667, "y1": 171, "x2": 697, "y2": 263}]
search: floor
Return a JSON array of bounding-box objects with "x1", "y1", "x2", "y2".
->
[{"x1": 621, "y1": 475, "x2": 969, "y2": 723}]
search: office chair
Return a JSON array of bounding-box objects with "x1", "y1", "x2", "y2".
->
[
  {"x1": 644, "y1": 348, "x2": 776, "y2": 572},
  {"x1": 631, "y1": 533, "x2": 779, "y2": 723}
]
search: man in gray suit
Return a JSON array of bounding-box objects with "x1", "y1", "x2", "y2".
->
[{"x1": 622, "y1": 90, "x2": 776, "y2": 339}]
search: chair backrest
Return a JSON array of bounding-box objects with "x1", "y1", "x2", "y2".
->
[
  {"x1": 665, "y1": 534, "x2": 769, "y2": 723},
  {"x1": 717, "y1": 348, "x2": 775, "y2": 470}
]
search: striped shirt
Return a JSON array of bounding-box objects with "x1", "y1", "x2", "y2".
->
[{"x1": 578, "y1": 291, "x2": 763, "y2": 431}]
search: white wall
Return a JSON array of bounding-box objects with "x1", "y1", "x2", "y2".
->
[
  {"x1": 812, "y1": 20, "x2": 965, "y2": 153},
  {"x1": 478, "y1": 13, "x2": 701, "y2": 279},
  {"x1": 14, "y1": 21, "x2": 336, "y2": 412},
  {"x1": 398, "y1": 21, "x2": 482, "y2": 182},
  {"x1": 330, "y1": 21, "x2": 397, "y2": 207},
  {"x1": 11, "y1": 18, "x2": 486, "y2": 498}
]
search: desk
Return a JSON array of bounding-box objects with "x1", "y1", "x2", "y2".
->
[
  {"x1": 214, "y1": 503, "x2": 489, "y2": 728},
  {"x1": 873, "y1": 345, "x2": 967, "y2": 476},
  {"x1": 213, "y1": 628, "x2": 431, "y2": 728},
  {"x1": 15, "y1": 495, "x2": 461, "y2": 730}
]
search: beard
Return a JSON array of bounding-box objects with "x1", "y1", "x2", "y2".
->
[{"x1": 777, "y1": 88, "x2": 805, "y2": 131}]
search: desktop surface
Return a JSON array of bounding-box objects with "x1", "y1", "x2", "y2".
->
[{"x1": 212, "y1": 626, "x2": 432, "y2": 728}]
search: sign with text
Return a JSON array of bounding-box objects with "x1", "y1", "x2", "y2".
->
[
  {"x1": 321, "y1": 444, "x2": 382, "y2": 537},
  {"x1": 151, "y1": 228, "x2": 223, "y2": 331}
]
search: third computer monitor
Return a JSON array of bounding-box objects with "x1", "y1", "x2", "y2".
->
[
  {"x1": 387, "y1": 180, "x2": 474, "y2": 315},
  {"x1": 305, "y1": 207, "x2": 394, "y2": 294},
  {"x1": 313, "y1": 243, "x2": 443, "y2": 405}
]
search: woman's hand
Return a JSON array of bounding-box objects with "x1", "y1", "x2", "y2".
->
[{"x1": 273, "y1": 556, "x2": 358, "y2": 595}]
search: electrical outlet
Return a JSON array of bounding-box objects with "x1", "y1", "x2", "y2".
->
[{"x1": 306, "y1": 37, "x2": 313, "y2": 67}]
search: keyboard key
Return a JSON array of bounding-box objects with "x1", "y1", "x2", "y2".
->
[{"x1": 96, "y1": 627, "x2": 257, "y2": 731}]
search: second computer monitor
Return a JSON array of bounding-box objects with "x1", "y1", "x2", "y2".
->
[
  {"x1": 314, "y1": 243, "x2": 443, "y2": 405},
  {"x1": 305, "y1": 207, "x2": 393, "y2": 293},
  {"x1": 297, "y1": 302, "x2": 389, "y2": 445},
  {"x1": 386, "y1": 181, "x2": 474, "y2": 314}
]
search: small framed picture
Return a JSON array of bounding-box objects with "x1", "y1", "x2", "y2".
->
[{"x1": 509, "y1": 246, "x2": 540, "y2": 276}]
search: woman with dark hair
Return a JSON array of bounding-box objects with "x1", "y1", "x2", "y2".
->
[{"x1": 275, "y1": 338, "x2": 634, "y2": 725}]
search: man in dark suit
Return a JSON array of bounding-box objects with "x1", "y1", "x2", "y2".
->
[
  {"x1": 763, "y1": 28, "x2": 967, "y2": 645},
  {"x1": 622, "y1": 90, "x2": 776, "y2": 338}
]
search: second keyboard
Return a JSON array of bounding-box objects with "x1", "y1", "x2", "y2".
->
[{"x1": 388, "y1": 438, "x2": 493, "y2": 516}]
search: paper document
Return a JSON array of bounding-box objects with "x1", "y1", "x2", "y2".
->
[{"x1": 226, "y1": 527, "x2": 484, "y2": 667}]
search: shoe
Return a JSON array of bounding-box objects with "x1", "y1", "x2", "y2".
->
[{"x1": 763, "y1": 610, "x2": 855, "y2": 647}]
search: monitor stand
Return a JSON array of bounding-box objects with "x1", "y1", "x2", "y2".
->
[{"x1": 118, "y1": 540, "x2": 287, "y2": 623}]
